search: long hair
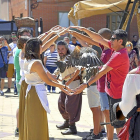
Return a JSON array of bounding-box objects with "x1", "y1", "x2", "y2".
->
[{"x1": 25, "y1": 38, "x2": 42, "y2": 60}]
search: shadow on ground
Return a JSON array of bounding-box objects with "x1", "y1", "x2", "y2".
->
[
  {"x1": 4, "y1": 94, "x2": 18, "y2": 98},
  {"x1": 49, "y1": 131, "x2": 90, "y2": 140},
  {"x1": 49, "y1": 137, "x2": 82, "y2": 140},
  {"x1": 50, "y1": 138, "x2": 81, "y2": 140}
]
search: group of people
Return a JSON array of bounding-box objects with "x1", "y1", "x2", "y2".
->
[{"x1": 0, "y1": 25, "x2": 140, "y2": 140}]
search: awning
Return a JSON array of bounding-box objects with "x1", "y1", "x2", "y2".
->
[
  {"x1": 0, "y1": 20, "x2": 18, "y2": 35},
  {"x1": 68, "y1": 0, "x2": 134, "y2": 25}
]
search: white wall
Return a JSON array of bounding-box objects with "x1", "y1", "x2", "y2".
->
[{"x1": 0, "y1": 0, "x2": 9, "y2": 21}]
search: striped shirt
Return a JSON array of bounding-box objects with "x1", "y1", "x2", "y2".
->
[{"x1": 44, "y1": 50, "x2": 58, "y2": 67}]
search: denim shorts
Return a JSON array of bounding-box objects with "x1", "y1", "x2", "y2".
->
[
  {"x1": 0, "y1": 66, "x2": 7, "y2": 78},
  {"x1": 99, "y1": 92, "x2": 109, "y2": 111}
]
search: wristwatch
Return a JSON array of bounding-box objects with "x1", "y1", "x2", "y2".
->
[{"x1": 87, "y1": 83, "x2": 90, "y2": 88}]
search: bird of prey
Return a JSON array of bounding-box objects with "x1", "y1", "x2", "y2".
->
[{"x1": 55, "y1": 46, "x2": 103, "y2": 76}]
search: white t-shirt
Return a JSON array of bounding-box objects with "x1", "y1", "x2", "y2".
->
[
  {"x1": 13, "y1": 46, "x2": 17, "y2": 58},
  {"x1": 8, "y1": 42, "x2": 17, "y2": 64},
  {"x1": 68, "y1": 44, "x2": 75, "y2": 53}
]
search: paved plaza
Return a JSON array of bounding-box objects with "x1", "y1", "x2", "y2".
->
[{"x1": 0, "y1": 79, "x2": 118, "y2": 140}]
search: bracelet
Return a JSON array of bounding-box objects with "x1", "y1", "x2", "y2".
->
[{"x1": 87, "y1": 82, "x2": 90, "y2": 88}]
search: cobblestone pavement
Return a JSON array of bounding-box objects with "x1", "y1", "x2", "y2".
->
[{"x1": 0, "y1": 79, "x2": 118, "y2": 140}]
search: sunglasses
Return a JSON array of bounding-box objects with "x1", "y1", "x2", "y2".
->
[
  {"x1": 110, "y1": 37, "x2": 117, "y2": 41},
  {"x1": 12, "y1": 36, "x2": 17, "y2": 38},
  {"x1": 126, "y1": 44, "x2": 131, "y2": 47}
]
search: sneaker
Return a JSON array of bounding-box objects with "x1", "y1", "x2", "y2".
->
[
  {"x1": 102, "y1": 138, "x2": 108, "y2": 140},
  {"x1": 5, "y1": 88, "x2": 11, "y2": 93},
  {"x1": 101, "y1": 128, "x2": 106, "y2": 133},
  {"x1": 1, "y1": 91, "x2": 4, "y2": 96},
  {"x1": 84, "y1": 133, "x2": 101, "y2": 140},
  {"x1": 82, "y1": 134, "x2": 92, "y2": 140},
  {"x1": 52, "y1": 90, "x2": 56, "y2": 93},
  {"x1": 100, "y1": 132, "x2": 104, "y2": 138},
  {"x1": 48, "y1": 90, "x2": 51, "y2": 93},
  {"x1": 14, "y1": 92, "x2": 18, "y2": 95},
  {"x1": 90, "y1": 128, "x2": 106, "y2": 134},
  {"x1": 15, "y1": 128, "x2": 19, "y2": 136},
  {"x1": 91, "y1": 133, "x2": 101, "y2": 140}
]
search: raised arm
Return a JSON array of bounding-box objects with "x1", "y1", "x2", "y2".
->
[
  {"x1": 38, "y1": 25, "x2": 62, "y2": 40},
  {"x1": 68, "y1": 30, "x2": 99, "y2": 47},
  {"x1": 5, "y1": 40, "x2": 11, "y2": 51},
  {"x1": 42, "y1": 28, "x2": 68, "y2": 52},
  {"x1": 70, "y1": 26, "x2": 110, "y2": 48},
  {"x1": 41, "y1": 31, "x2": 55, "y2": 45}
]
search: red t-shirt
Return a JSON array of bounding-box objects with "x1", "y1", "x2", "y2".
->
[
  {"x1": 97, "y1": 46, "x2": 112, "y2": 92},
  {"x1": 105, "y1": 41, "x2": 129, "y2": 99}
]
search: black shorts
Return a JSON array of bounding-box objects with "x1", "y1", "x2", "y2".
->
[
  {"x1": 107, "y1": 95, "x2": 126, "y2": 128},
  {"x1": 0, "y1": 66, "x2": 6, "y2": 78}
]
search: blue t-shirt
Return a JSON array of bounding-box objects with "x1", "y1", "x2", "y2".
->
[
  {"x1": 69, "y1": 41, "x2": 82, "y2": 47},
  {"x1": 0, "y1": 46, "x2": 8, "y2": 68}
]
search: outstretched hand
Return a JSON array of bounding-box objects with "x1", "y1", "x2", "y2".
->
[
  {"x1": 72, "y1": 83, "x2": 87, "y2": 95},
  {"x1": 50, "y1": 25, "x2": 62, "y2": 32},
  {"x1": 69, "y1": 26, "x2": 85, "y2": 31},
  {"x1": 65, "y1": 85, "x2": 73, "y2": 93},
  {"x1": 59, "y1": 28, "x2": 69, "y2": 36},
  {"x1": 60, "y1": 87, "x2": 74, "y2": 96}
]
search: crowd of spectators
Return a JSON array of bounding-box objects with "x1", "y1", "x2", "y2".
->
[{"x1": 0, "y1": 26, "x2": 140, "y2": 140}]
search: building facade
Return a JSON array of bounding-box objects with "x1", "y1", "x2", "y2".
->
[
  {"x1": 0, "y1": 0, "x2": 9, "y2": 21},
  {"x1": 8, "y1": 0, "x2": 138, "y2": 40}
]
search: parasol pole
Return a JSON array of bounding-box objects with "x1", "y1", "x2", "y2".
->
[
  {"x1": 119, "y1": 0, "x2": 132, "y2": 29},
  {"x1": 126, "y1": 0, "x2": 138, "y2": 31}
]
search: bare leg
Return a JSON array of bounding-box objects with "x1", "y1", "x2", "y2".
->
[
  {"x1": 1, "y1": 79, "x2": 5, "y2": 91},
  {"x1": 8, "y1": 78, "x2": 12, "y2": 88},
  {"x1": 90, "y1": 107, "x2": 100, "y2": 135},
  {"x1": 16, "y1": 108, "x2": 19, "y2": 128},
  {"x1": 99, "y1": 109, "x2": 105, "y2": 130},
  {"x1": 116, "y1": 128, "x2": 122, "y2": 134},
  {"x1": 103, "y1": 110, "x2": 114, "y2": 140}
]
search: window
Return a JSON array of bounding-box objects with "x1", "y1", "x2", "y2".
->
[
  {"x1": 107, "y1": 12, "x2": 123, "y2": 31},
  {"x1": 59, "y1": 12, "x2": 80, "y2": 27}
]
